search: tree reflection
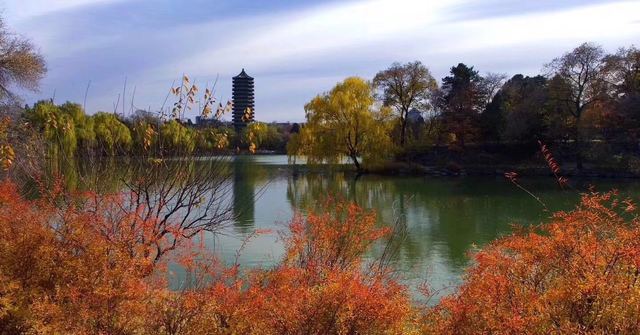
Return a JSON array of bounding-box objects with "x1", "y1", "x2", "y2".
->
[{"x1": 285, "y1": 174, "x2": 578, "y2": 276}]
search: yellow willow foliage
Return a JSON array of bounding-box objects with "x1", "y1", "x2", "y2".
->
[{"x1": 294, "y1": 77, "x2": 394, "y2": 170}]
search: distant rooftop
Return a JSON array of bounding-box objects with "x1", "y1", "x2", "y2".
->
[{"x1": 233, "y1": 68, "x2": 253, "y2": 79}]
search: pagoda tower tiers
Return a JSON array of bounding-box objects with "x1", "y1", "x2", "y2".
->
[{"x1": 232, "y1": 69, "x2": 255, "y2": 130}]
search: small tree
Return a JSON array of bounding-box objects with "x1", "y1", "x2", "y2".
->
[
  {"x1": 292, "y1": 77, "x2": 393, "y2": 172},
  {"x1": 545, "y1": 42, "x2": 608, "y2": 170},
  {"x1": 0, "y1": 17, "x2": 46, "y2": 104},
  {"x1": 437, "y1": 63, "x2": 487, "y2": 148},
  {"x1": 373, "y1": 61, "x2": 437, "y2": 147},
  {"x1": 603, "y1": 46, "x2": 640, "y2": 140}
]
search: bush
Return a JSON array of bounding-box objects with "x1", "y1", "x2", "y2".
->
[
  {"x1": 424, "y1": 190, "x2": 640, "y2": 334},
  {"x1": 0, "y1": 182, "x2": 412, "y2": 334},
  {"x1": 3, "y1": 175, "x2": 640, "y2": 334}
]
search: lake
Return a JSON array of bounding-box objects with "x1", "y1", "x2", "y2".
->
[
  {"x1": 51, "y1": 154, "x2": 640, "y2": 301},
  {"x1": 189, "y1": 155, "x2": 640, "y2": 300}
]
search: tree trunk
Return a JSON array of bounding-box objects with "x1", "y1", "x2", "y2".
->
[
  {"x1": 575, "y1": 115, "x2": 583, "y2": 172},
  {"x1": 351, "y1": 154, "x2": 361, "y2": 173},
  {"x1": 400, "y1": 115, "x2": 407, "y2": 147},
  {"x1": 575, "y1": 133, "x2": 583, "y2": 171}
]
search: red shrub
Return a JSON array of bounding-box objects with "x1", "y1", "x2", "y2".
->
[{"x1": 425, "y1": 191, "x2": 640, "y2": 334}]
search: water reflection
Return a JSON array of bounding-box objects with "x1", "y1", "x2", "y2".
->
[
  {"x1": 232, "y1": 156, "x2": 256, "y2": 232},
  {"x1": 37, "y1": 155, "x2": 640, "y2": 299}
]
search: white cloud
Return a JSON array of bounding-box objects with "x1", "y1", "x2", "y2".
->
[{"x1": 8, "y1": 0, "x2": 640, "y2": 121}]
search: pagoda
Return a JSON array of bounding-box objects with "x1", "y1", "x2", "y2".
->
[{"x1": 232, "y1": 69, "x2": 255, "y2": 130}]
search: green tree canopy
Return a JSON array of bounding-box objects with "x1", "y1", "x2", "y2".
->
[
  {"x1": 92, "y1": 112, "x2": 132, "y2": 155},
  {"x1": 437, "y1": 63, "x2": 487, "y2": 147},
  {"x1": 59, "y1": 102, "x2": 95, "y2": 151},
  {"x1": 24, "y1": 100, "x2": 77, "y2": 157},
  {"x1": 482, "y1": 74, "x2": 550, "y2": 143},
  {"x1": 160, "y1": 119, "x2": 195, "y2": 154}
]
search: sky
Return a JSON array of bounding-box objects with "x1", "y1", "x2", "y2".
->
[{"x1": 3, "y1": 0, "x2": 640, "y2": 122}]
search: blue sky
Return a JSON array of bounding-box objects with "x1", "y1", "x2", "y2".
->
[{"x1": 3, "y1": 0, "x2": 640, "y2": 122}]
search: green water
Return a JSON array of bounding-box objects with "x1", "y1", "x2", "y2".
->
[
  {"x1": 48, "y1": 155, "x2": 640, "y2": 299},
  {"x1": 200, "y1": 155, "x2": 640, "y2": 299}
]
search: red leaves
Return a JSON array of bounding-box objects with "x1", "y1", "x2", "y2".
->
[
  {"x1": 8, "y1": 175, "x2": 639, "y2": 334},
  {"x1": 425, "y1": 190, "x2": 640, "y2": 334},
  {"x1": 0, "y1": 184, "x2": 411, "y2": 334},
  {"x1": 504, "y1": 171, "x2": 518, "y2": 183},
  {"x1": 539, "y1": 140, "x2": 569, "y2": 187}
]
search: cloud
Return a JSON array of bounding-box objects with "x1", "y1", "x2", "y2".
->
[
  {"x1": 7, "y1": 0, "x2": 640, "y2": 122},
  {"x1": 442, "y1": 0, "x2": 620, "y2": 21},
  {"x1": 3, "y1": 0, "x2": 129, "y2": 23}
]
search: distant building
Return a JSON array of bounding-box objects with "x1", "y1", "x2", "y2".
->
[
  {"x1": 195, "y1": 115, "x2": 223, "y2": 127},
  {"x1": 407, "y1": 108, "x2": 424, "y2": 123},
  {"x1": 232, "y1": 69, "x2": 255, "y2": 131}
]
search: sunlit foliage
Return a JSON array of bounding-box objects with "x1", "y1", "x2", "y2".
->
[
  {"x1": 160, "y1": 119, "x2": 196, "y2": 154},
  {"x1": 92, "y1": 111, "x2": 133, "y2": 155},
  {"x1": 0, "y1": 181, "x2": 413, "y2": 334},
  {"x1": 424, "y1": 190, "x2": 640, "y2": 334},
  {"x1": 24, "y1": 100, "x2": 78, "y2": 157},
  {"x1": 291, "y1": 77, "x2": 394, "y2": 171}
]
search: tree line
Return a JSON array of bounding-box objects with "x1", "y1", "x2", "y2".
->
[
  {"x1": 289, "y1": 42, "x2": 640, "y2": 173},
  {"x1": 21, "y1": 98, "x2": 293, "y2": 157}
]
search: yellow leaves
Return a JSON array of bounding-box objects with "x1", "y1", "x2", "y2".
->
[
  {"x1": 241, "y1": 107, "x2": 252, "y2": 122},
  {"x1": 0, "y1": 144, "x2": 14, "y2": 170},
  {"x1": 213, "y1": 131, "x2": 229, "y2": 150},
  {"x1": 143, "y1": 124, "x2": 155, "y2": 151},
  {"x1": 247, "y1": 128, "x2": 258, "y2": 154},
  {"x1": 0, "y1": 118, "x2": 14, "y2": 171},
  {"x1": 299, "y1": 77, "x2": 393, "y2": 168},
  {"x1": 202, "y1": 104, "x2": 212, "y2": 118},
  {"x1": 46, "y1": 111, "x2": 59, "y2": 130}
]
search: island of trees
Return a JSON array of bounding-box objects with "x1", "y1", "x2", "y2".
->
[{"x1": 290, "y1": 43, "x2": 640, "y2": 176}]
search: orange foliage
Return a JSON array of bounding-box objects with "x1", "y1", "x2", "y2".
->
[
  {"x1": 5, "y1": 174, "x2": 640, "y2": 334},
  {"x1": 0, "y1": 181, "x2": 162, "y2": 333},
  {"x1": 424, "y1": 190, "x2": 640, "y2": 334},
  {"x1": 0, "y1": 183, "x2": 412, "y2": 334},
  {"x1": 149, "y1": 200, "x2": 413, "y2": 334}
]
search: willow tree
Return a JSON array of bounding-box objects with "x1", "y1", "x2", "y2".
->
[
  {"x1": 24, "y1": 100, "x2": 77, "y2": 157},
  {"x1": 159, "y1": 119, "x2": 195, "y2": 154},
  {"x1": 92, "y1": 112, "x2": 132, "y2": 155},
  {"x1": 291, "y1": 77, "x2": 393, "y2": 172}
]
